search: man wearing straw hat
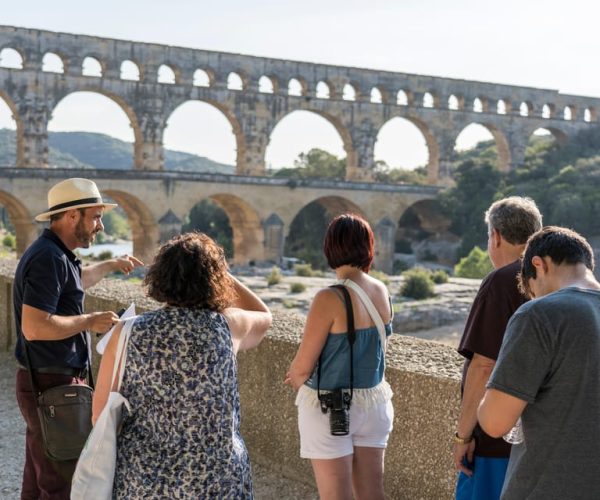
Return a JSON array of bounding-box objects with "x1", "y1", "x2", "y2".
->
[{"x1": 13, "y1": 178, "x2": 143, "y2": 499}]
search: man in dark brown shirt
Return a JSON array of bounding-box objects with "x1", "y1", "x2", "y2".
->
[{"x1": 453, "y1": 197, "x2": 542, "y2": 500}]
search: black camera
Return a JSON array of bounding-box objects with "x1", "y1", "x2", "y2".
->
[{"x1": 319, "y1": 389, "x2": 352, "y2": 436}]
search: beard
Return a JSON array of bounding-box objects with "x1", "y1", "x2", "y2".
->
[{"x1": 75, "y1": 218, "x2": 98, "y2": 248}]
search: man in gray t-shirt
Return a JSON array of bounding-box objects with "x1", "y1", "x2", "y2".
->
[{"x1": 478, "y1": 227, "x2": 600, "y2": 499}]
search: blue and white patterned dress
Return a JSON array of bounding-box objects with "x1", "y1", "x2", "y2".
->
[{"x1": 113, "y1": 307, "x2": 253, "y2": 499}]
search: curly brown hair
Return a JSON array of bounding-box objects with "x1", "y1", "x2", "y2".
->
[{"x1": 144, "y1": 232, "x2": 236, "y2": 311}]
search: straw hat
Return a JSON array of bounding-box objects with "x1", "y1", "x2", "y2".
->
[{"x1": 35, "y1": 178, "x2": 117, "y2": 222}]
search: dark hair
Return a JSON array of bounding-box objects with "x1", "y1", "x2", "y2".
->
[
  {"x1": 485, "y1": 196, "x2": 542, "y2": 245},
  {"x1": 323, "y1": 213, "x2": 374, "y2": 272},
  {"x1": 518, "y1": 226, "x2": 595, "y2": 296},
  {"x1": 144, "y1": 232, "x2": 236, "y2": 310}
]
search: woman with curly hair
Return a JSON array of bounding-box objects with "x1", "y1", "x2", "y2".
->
[{"x1": 92, "y1": 232, "x2": 272, "y2": 499}]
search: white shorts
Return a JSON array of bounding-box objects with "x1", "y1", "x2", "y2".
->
[{"x1": 298, "y1": 399, "x2": 394, "y2": 459}]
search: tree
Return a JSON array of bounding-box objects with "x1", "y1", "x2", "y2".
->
[
  {"x1": 271, "y1": 148, "x2": 345, "y2": 180},
  {"x1": 182, "y1": 200, "x2": 233, "y2": 257}
]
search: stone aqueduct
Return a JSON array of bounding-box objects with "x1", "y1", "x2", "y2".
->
[{"x1": 0, "y1": 26, "x2": 599, "y2": 268}]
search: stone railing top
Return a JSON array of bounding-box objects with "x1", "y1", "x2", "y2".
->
[{"x1": 0, "y1": 258, "x2": 462, "y2": 381}]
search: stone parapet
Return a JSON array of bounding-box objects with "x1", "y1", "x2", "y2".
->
[{"x1": 0, "y1": 261, "x2": 462, "y2": 499}]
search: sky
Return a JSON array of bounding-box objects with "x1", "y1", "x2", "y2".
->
[{"x1": 1, "y1": 0, "x2": 599, "y2": 169}]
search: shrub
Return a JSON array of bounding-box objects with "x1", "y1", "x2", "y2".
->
[
  {"x1": 293, "y1": 263, "x2": 324, "y2": 277},
  {"x1": 2, "y1": 233, "x2": 16, "y2": 249},
  {"x1": 393, "y1": 259, "x2": 410, "y2": 275},
  {"x1": 369, "y1": 269, "x2": 390, "y2": 286},
  {"x1": 400, "y1": 268, "x2": 435, "y2": 300},
  {"x1": 431, "y1": 269, "x2": 449, "y2": 284},
  {"x1": 267, "y1": 266, "x2": 282, "y2": 286},
  {"x1": 290, "y1": 282, "x2": 307, "y2": 294},
  {"x1": 97, "y1": 250, "x2": 114, "y2": 261},
  {"x1": 454, "y1": 246, "x2": 494, "y2": 279}
]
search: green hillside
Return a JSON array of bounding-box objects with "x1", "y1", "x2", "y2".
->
[{"x1": 0, "y1": 129, "x2": 235, "y2": 173}]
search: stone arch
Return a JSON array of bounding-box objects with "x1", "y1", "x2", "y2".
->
[
  {"x1": 101, "y1": 189, "x2": 159, "y2": 264},
  {"x1": 284, "y1": 195, "x2": 366, "y2": 268},
  {"x1": 584, "y1": 107, "x2": 596, "y2": 123},
  {"x1": 258, "y1": 75, "x2": 277, "y2": 93},
  {"x1": 181, "y1": 194, "x2": 263, "y2": 264},
  {"x1": 48, "y1": 89, "x2": 142, "y2": 168},
  {"x1": 82, "y1": 56, "x2": 103, "y2": 77},
  {"x1": 288, "y1": 77, "x2": 307, "y2": 96},
  {"x1": 370, "y1": 87, "x2": 383, "y2": 104},
  {"x1": 528, "y1": 126, "x2": 568, "y2": 146},
  {"x1": 120, "y1": 59, "x2": 141, "y2": 81},
  {"x1": 376, "y1": 115, "x2": 440, "y2": 183},
  {"x1": 157, "y1": 63, "x2": 178, "y2": 84},
  {"x1": 0, "y1": 190, "x2": 37, "y2": 255},
  {"x1": 227, "y1": 71, "x2": 246, "y2": 90},
  {"x1": 163, "y1": 98, "x2": 244, "y2": 173},
  {"x1": 343, "y1": 83, "x2": 358, "y2": 101},
  {"x1": 193, "y1": 68, "x2": 215, "y2": 87},
  {"x1": 542, "y1": 103, "x2": 555, "y2": 119},
  {"x1": 563, "y1": 105, "x2": 575, "y2": 121},
  {"x1": 448, "y1": 94, "x2": 462, "y2": 110},
  {"x1": 0, "y1": 90, "x2": 23, "y2": 166},
  {"x1": 41, "y1": 52, "x2": 66, "y2": 73},
  {"x1": 396, "y1": 199, "x2": 456, "y2": 265},
  {"x1": 0, "y1": 47, "x2": 24, "y2": 69},
  {"x1": 497, "y1": 99, "x2": 508, "y2": 115},
  {"x1": 519, "y1": 101, "x2": 532, "y2": 117},
  {"x1": 266, "y1": 109, "x2": 351, "y2": 174},
  {"x1": 397, "y1": 90, "x2": 410, "y2": 106},
  {"x1": 454, "y1": 122, "x2": 511, "y2": 172},
  {"x1": 423, "y1": 92, "x2": 436, "y2": 108},
  {"x1": 316, "y1": 80, "x2": 332, "y2": 99}
]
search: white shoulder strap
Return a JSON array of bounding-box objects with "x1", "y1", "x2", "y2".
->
[
  {"x1": 109, "y1": 316, "x2": 137, "y2": 392},
  {"x1": 338, "y1": 279, "x2": 389, "y2": 353}
]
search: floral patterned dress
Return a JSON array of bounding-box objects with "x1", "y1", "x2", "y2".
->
[{"x1": 113, "y1": 307, "x2": 253, "y2": 499}]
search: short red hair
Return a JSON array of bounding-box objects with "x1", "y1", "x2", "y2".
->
[{"x1": 323, "y1": 213, "x2": 374, "y2": 272}]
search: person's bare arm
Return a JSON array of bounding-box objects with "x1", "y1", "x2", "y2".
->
[
  {"x1": 21, "y1": 304, "x2": 118, "y2": 340},
  {"x1": 223, "y1": 276, "x2": 272, "y2": 353},
  {"x1": 284, "y1": 289, "x2": 336, "y2": 390},
  {"x1": 452, "y1": 353, "x2": 496, "y2": 476},
  {"x1": 92, "y1": 321, "x2": 124, "y2": 424},
  {"x1": 478, "y1": 388, "x2": 527, "y2": 438},
  {"x1": 82, "y1": 255, "x2": 144, "y2": 289}
]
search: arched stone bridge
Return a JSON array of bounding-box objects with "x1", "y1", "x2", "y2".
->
[
  {"x1": 0, "y1": 25, "x2": 598, "y2": 183},
  {"x1": 0, "y1": 168, "x2": 440, "y2": 272}
]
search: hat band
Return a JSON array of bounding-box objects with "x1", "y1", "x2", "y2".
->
[{"x1": 47, "y1": 197, "x2": 103, "y2": 213}]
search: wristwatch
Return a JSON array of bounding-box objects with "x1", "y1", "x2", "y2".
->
[{"x1": 453, "y1": 432, "x2": 473, "y2": 445}]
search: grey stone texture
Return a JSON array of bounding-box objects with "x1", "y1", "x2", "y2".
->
[{"x1": 0, "y1": 260, "x2": 463, "y2": 499}]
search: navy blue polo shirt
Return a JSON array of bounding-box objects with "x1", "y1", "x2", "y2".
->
[{"x1": 13, "y1": 228, "x2": 88, "y2": 369}]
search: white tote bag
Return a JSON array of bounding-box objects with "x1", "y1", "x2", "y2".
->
[{"x1": 71, "y1": 316, "x2": 136, "y2": 500}]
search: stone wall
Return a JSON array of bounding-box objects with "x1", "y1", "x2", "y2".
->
[{"x1": 0, "y1": 262, "x2": 463, "y2": 499}]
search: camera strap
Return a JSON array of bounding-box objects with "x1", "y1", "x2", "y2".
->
[{"x1": 317, "y1": 284, "x2": 355, "y2": 402}]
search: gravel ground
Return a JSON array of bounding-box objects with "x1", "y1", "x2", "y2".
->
[{"x1": 0, "y1": 351, "x2": 317, "y2": 499}]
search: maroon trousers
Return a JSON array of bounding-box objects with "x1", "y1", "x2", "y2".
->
[{"x1": 15, "y1": 369, "x2": 86, "y2": 500}]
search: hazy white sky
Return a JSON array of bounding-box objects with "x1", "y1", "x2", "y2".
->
[{"x1": 1, "y1": 0, "x2": 598, "y2": 168}]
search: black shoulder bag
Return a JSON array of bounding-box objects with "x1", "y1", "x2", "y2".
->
[
  {"x1": 23, "y1": 333, "x2": 94, "y2": 461},
  {"x1": 317, "y1": 284, "x2": 355, "y2": 436}
]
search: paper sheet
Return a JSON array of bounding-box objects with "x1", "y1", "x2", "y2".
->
[{"x1": 96, "y1": 302, "x2": 136, "y2": 354}]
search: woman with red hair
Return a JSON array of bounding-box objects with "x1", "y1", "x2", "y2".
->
[{"x1": 285, "y1": 213, "x2": 394, "y2": 500}]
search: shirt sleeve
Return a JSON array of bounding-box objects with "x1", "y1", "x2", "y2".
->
[
  {"x1": 22, "y1": 251, "x2": 67, "y2": 315},
  {"x1": 487, "y1": 306, "x2": 555, "y2": 404},
  {"x1": 458, "y1": 282, "x2": 517, "y2": 360}
]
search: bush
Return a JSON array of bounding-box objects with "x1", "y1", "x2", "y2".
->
[
  {"x1": 290, "y1": 282, "x2": 307, "y2": 294},
  {"x1": 97, "y1": 250, "x2": 114, "y2": 261},
  {"x1": 369, "y1": 269, "x2": 390, "y2": 286},
  {"x1": 393, "y1": 259, "x2": 410, "y2": 275},
  {"x1": 400, "y1": 268, "x2": 435, "y2": 300},
  {"x1": 454, "y1": 246, "x2": 494, "y2": 279},
  {"x1": 431, "y1": 269, "x2": 449, "y2": 284},
  {"x1": 293, "y1": 263, "x2": 325, "y2": 277},
  {"x1": 267, "y1": 266, "x2": 282, "y2": 286},
  {"x1": 2, "y1": 233, "x2": 16, "y2": 249}
]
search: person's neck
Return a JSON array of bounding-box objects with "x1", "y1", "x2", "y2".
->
[
  {"x1": 49, "y1": 225, "x2": 78, "y2": 251},
  {"x1": 335, "y1": 265, "x2": 364, "y2": 281},
  {"x1": 494, "y1": 245, "x2": 526, "y2": 269},
  {"x1": 555, "y1": 266, "x2": 600, "y2": 292}
]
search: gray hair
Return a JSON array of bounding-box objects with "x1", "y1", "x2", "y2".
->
[{"x1": 485, "y1": 196, "x2": 542, "y2": 245}]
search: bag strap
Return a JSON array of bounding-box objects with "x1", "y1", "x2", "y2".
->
[
  {"x1": 317, "y1": 285, "x2": 355, "y2": 400},
  {"x1": 336, "y1": 278, "x2": 390, "y2": 353},
  {"x1": 110, "y1": 317, "x2": 137, "y2": 392}
]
